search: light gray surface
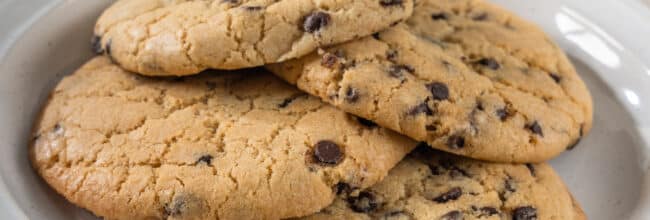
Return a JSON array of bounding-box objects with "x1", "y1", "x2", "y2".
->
[{"x1": 1, "y1": 1, "x2": 650, "y2": 220}]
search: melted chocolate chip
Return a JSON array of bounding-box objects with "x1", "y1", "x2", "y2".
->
[
  {"x1": 372, "y1": 32, "x2": 381, "y2": 40},
  {"x1": 388, "y1": 64, "x2": 415, "y2": 78},
  {"x1": 91, "y1": 35, "x2": 103, "y2": 54},
  {"x1": 527, "y1": 121, "x2": 544, "y2": 137},
  {"x1": 526, "y1": 164, "x2": 536, "y2": 177},
  {"x1": 197, "y1": 155, "x2": 213, "y2": 164},
  {"x1": 303, "y1": 12, "x2": 331, "y2": 33},
  {"x1": 431, "y1": 13, "x2": 449, "y2": 20},
  {"x1": 496, "y1": 107, "x2": 511, "y2": 121},
  {"x1": 513, "y1": 206, "x2": 537, "y2": 220},
  {"x1": 314, "y1": 140, "x2": 343, "y2": 165},
  {"x1": 426, "y1": 124, "x2": 438, "y2": 131},
  {"x1": 321, "y1": 53, "x2": 339, "y2": 68},
  {"x1": 345, "y1": 87, "x2": 359, "y2": 103},
  {"x1": 408, "y1": 102, "x2": 433, "y2": 116},
  {"x1": 335, "y1": 182, "x2": 352, "y2": 195},
  {"x1": 386, "y1": 49, "x2": 398, "y2": 61},
  {"x1": 550, "y1": 73, "x2": 562, "y2": 83},
  {"x1": 348, "y1": 191, "x2": 379, "y2": 213},
  {"x1": 379, "y1": 0, "x2": 403, "y2": 6},
  {"x1": 479, "y1": 207, "x2": 499, "y2": 217},
  {"x1": 446, "y1": 135, "x2": 465, "y2": 149},
  {"x1": 477, "y1": 58, "x2": 500, "y2": 70},
  {"x1": 426, "y1": 82, "x2": 450, "y2": 101},
  {"x1": 433, "y1": 187, "x2": 462, "y2": 203},
  {"x1": 357, "y1": 117, "x2": 377, "y2": 128},
  {"x1": 440, "y1": 210, "x2": 463, "y2": 220}
]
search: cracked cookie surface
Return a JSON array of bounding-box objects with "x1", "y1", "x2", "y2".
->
[
  {"x1": 29, "y1": 57, "x2": 416, "y2": 220},
  {"x1": 93, "y1": 0, "x2": 414, "y2": 76},
  {"x1": 267, "y1": 0, "x2": 593, "y2": 163},
  {"x1": 299, "y1": 147, "x2": 586, "y2": 220}
]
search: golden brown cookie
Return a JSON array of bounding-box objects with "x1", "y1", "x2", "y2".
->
[
  {"x1": 93, "y1": 0, "x2": 414, "y2": 76},
  {"x1": 29, "y1": 57, "x2": 416, "y2": 219},
  {"x1": 299, "y1": 147, "x2": 586, "y2": 220},
  {"x1": 268, "y1": 0, "x2": 593, "y2": 163}
]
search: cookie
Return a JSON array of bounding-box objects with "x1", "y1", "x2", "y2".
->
[
  {"x1": 93, "y1": 0, "x2": 414, "y2": 76},
  {"x1": 299, "y1": 147, "x2": 586, "y2": 220},
  {"x1": 267, "y1": 0, "x2": 593, "y2": 163},
  {"x1": 29, "y1": 57, "x2": 416, "y2": 219}
]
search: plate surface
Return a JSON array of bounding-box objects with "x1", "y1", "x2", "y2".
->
[{"x1": 1, "y1": 0, "x2": 650, "y2": 219}]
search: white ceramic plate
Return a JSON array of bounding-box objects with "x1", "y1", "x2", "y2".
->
[{"x1": 1, "y1": 0, "x2": 649, "y2": 219}]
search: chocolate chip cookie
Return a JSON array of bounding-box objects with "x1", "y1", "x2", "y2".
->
[
  {"x1": 299, "y1": 147, "x2": 586, "y2": 220},
  {"x1": 267, "y1": 0, "x2": 593, "y2": 163},
  {"x1": 29, "y1": 57, "x2": 416, "y2": 219},
  {"x1": 93, "y1": 0, "x2": 414, "y2": 76}
]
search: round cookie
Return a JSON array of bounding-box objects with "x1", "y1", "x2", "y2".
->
[
  {"x1": 299, "y1": 147, "x2": 586, "y2": 220},
  {"x1": 29, "y1": 57, "x2": 416, "y2": 220},
  {"x1": 93, "y1": 0, "x2": 414, "y2": 76},
  {"x1": 267, "y1": 0, "x2": 593, "y2": 163}
]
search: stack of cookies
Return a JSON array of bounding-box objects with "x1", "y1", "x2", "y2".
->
[{"x1": 29, "y1": 0, "x2": 592, "y2": 219}]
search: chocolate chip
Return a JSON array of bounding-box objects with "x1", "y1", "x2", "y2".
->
[
  {"x1": 440, "y1": 210, "x2": 463, "y2": 220},
  {"x1": 496, "y1": 107, "x2": 511, "y2": 121},
  {"x1": 476, "y1": 102, "x2": 485, "y2": 111},
  {"x1": 473, "y1": 13, "x2": 488, "y2": 21},
  {"x1": 426, "y1": 82, "x2": 450, "y2": 101},
  {"x1": 345, "y1": 87, "x2": 359, "y2": 103},
  {"x1": 335, "y1": 182, "x2": 352, "y2": 195},
  {"x1": 526, "y1": 121, "x2": 544, "y2": 137},
  {"x1": 431, "y1": 13, "x2": 449, "y2": 20},
  {"x1": 242, "y1": 6, "x2": 262, "y2": 10},
  {"x1": 550, "y1": 73, "x2": 562, "y2": 83},
  {"x1": 446, "y1": 135, "x2": 465, "y2": 149},
  {"x1": 313, "y1": 140, "x2": 343, "y2": 165},
  {"x1": 222, "y1": 0, "x2": 238, "y2": 3},
  {"x1": 386, "y1": 49, "x2": 398, "y2": 61},
  {"x1": 408, "y1": 102, "x2": 433, "y2": 116},
  {"x1": 433, "y1": 187, "x2": 462, "y2": 203},
  {"x1": 477, "y1": 58, "x2": 500, "y2": 70},
  {"x1": 388, "y1": 64, "x2": 415, "y2": 78},
  {"x1": 197, "y1": 155, "x2": 213, "y2": 164},
  {"x1": 357, "y1": 117, "x2": 377, "y2": 128},
  {"x1": 321, "y1": 54, "x2": 339, "y2": 68},
  {"x1": 372, "y1": 32, "x2": 381, "y2": 40},
  {"x1": 478, "y1": 207, "x2": 499, "y2": 217},
  {"x1": 513, "y1": 206, "x2": 537, "y2": 220},
  {"x1": 526, "y1": 164, "x2": 536, "y2": 177},
  {"x1": 303, "y1": 12, "x2": 331, "y2": 33},
  {"x1": 379, "y1": 0, "x2": 403, "y2": 7},
  {"x1": 91, "y1": 35, "x2": 103, "y2": 54},
  {"x1": 426, "y1": 124, "x2": 438, "y2": 131},
  {"x1": 348, "y1": 191, "x2": 379, "y2": 213}
]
